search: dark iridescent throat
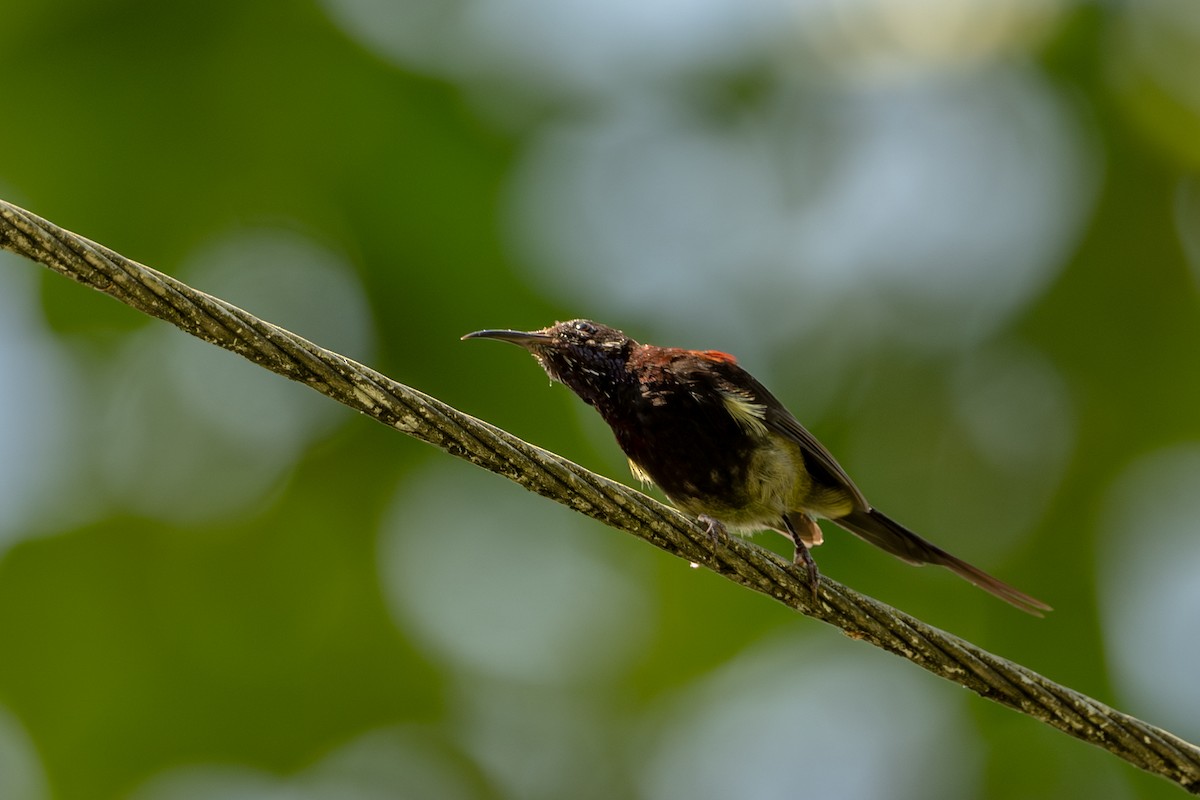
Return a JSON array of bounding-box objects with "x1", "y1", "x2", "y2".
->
[{"x1": 537, "y1": 342, "x2": 639, "y2": 411}]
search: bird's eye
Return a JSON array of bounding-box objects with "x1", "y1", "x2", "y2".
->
[{"x1": 573, "y1": 321, "x2": 597, "y2": 336}]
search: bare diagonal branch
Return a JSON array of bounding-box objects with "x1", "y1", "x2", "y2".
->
[{"x1": 3, "y1": 198, "x2": 1198, "y2": 792}]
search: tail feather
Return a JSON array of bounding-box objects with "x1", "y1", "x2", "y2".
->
[{"x1": 834, "y1": 508, "x2": 1051, "y2": 617}]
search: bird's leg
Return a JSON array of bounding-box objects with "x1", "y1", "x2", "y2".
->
[
  {"x1": 783, "y1": 515, "x2": 822, "y2": 603},
  {"x1": 697, "y1": 514, "x2": 729, "y2": 550},
  {"x1": 794, "y1": 544, "x2": 820, "y2": 602}
]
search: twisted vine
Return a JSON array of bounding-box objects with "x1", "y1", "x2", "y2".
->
[{"x1": 2, "y1": 198, "x2": 1198, "y2": 792}]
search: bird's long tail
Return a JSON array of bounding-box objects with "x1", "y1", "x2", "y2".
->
[{"x1": 833, "y1": 508, "x2": 1051, "y2": 616}]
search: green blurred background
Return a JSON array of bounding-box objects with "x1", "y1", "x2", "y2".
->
[{"x1": 1, "y1": 0, "x2": 1199, "y2": 798}]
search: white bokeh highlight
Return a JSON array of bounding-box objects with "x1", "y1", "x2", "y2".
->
[
  {"x1": 452, "y1": 681, "x2": 627, "y2": 800},
  {"x1": 379, "y1": 462, "x2": 653, "y2": 685},
  {"x1": 639, "y1": 635, "x2": 981, "y2": 800},
  {"x1": 322, "y1": 0, "x2": 791, "y2": 95},
  {"x1": 130, "y1": 725, "x2": 478, "y2": 800},
  {"x1": 320, "y1": 0, "x2": 1097, "y2": 359},
  {"x1": 508, "y1": 67, "x2": 1095, "y2": 356},
  {"x1": 0, "y1": 261, "x2": 88, "y2": 552},
  {"x1": 1099, "y1": 444, "x2": 1200, "y2": 743},
  {"x1": 0, "y1": 705, "x2": 48, "y2": 800},
  {"x1": 96, "y1": 229, "x2": 375, "y2": 523}
]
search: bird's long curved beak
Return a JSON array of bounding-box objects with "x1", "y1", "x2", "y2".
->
[{"x1": 461, "y1": 329, "x2": 553, "y2": 349}]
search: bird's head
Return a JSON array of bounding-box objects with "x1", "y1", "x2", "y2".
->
[{"x1": 463, "y1": 319, "x2": 638, "y2": 404}]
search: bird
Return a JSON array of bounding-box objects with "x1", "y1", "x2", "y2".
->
[{"x1": 463, "y1": 319, "x2": 1050, "y2": 616}]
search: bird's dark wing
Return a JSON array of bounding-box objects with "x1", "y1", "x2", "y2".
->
[
  {"x1": 683, "y1": 356, "x2": 1050, "y2": 615},
  {"x1": 693, "y1": 359, "x2": 870, "y2": 511},
  {"x1": 762, "y1": 405, "x2": 870, "y2": 510}
]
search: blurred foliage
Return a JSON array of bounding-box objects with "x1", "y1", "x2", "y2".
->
[{"x1": 1, "y1": 1, "x2": 1199, "y2": 799}]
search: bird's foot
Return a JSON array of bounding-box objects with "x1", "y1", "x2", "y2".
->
[
  {"x1": 697, "y1": 515, "x2": 729, "y2": 550},
  {"x1": 782, "y1": 514, "x2": 823, "y2": 605},
  {"x1": 794, "y1": 543, "x2": 821, "y2": 604}
]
